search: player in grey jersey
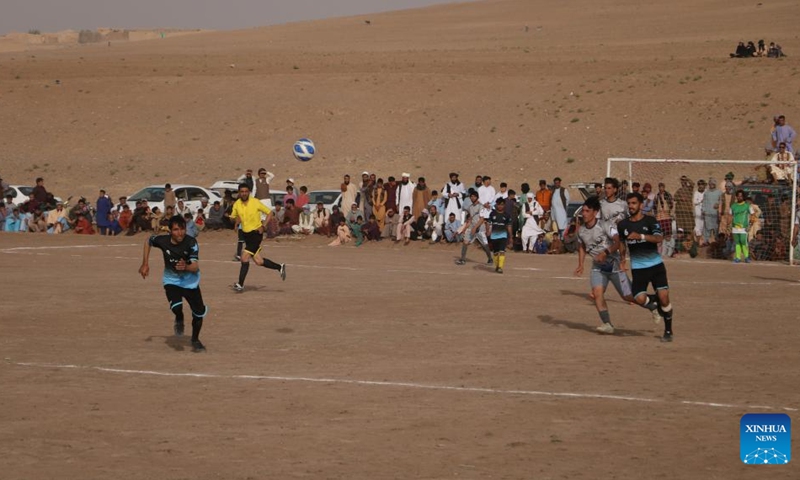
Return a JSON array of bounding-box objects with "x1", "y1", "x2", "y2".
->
[
  {"x1": 601, "y1": 177, "x2": 629, "y2": 225},
  {"x1": 575, "y1": 196, "x2": 661, "y2": 334}
]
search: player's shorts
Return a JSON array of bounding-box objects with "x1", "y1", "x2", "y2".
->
[
  {"x1": 464, "y1": 226, "x2": 488, "y2": 246},
  {"x1": 590, "y1": 262, "x2": 632, "y2": 298},
  {"x1": 164, "y1": 284, "x2": 208, "y2": 318},
  {"x1": 490, "y1": 236, "x2": 508, "y2": 254},
  {"x1": 631, "y1": 262, "x2": 669, "y2": 297},
  {"x1": 242, "y1": 230, "x2": 263, "y2": 255}
]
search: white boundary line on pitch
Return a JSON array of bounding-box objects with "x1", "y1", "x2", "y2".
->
[{"x1": 9, "y1": 361, "x2": 797, "y2": 412}]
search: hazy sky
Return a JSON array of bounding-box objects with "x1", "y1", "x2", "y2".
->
[{"x1": 2, "y1": 0, "x2": 468, "y2": 35}]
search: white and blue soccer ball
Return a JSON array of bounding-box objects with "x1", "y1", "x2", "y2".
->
[{"x1": 293, "y1": 138, "x2": 316, "y2": 162}]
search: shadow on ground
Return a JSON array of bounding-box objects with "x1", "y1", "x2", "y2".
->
[{"x1": 538, "y1": 314, "x2": 646, "y2": 337}]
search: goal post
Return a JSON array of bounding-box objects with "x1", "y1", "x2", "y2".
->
[{"x1": 606, "y1": 157, "x2": 798, "y2": 265}]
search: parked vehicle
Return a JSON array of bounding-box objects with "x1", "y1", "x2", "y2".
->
[
  {"x1": 3, "y1": 185, "x2": 63, "y2": 207},
  {"x1": 209, "y1": 180, "x2": 286, "y2": 209},
  {"x1": 126, "y1": 184, "x2": 222, "y2": 215},
  {"x1": 307, "y1": 189, "x2": 343, "y2": 213}
]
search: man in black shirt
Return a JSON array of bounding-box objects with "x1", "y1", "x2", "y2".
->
[
  {"x1": 486, "y1": 200, "x2": 513, "y2": 273},
  {"x1": 139, "y1": 215, "x2": 208, "y2": 352}
]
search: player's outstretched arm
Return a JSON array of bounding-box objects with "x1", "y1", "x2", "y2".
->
[{"x1": 139, "y1": 239, "x2": 152, "y2": 279}]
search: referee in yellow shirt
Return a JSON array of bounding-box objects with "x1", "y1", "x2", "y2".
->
[{"x1": 230, "y1": 183, "x2": 286, "y2": 292}]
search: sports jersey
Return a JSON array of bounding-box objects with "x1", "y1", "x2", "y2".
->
[
  {"x1": 149, "y1": 234, "x2": 200, "y2": 289},
  {"x1": 230, "y1": 198, "x2": 271, "y2": 233},
  {"x1": 488, "y1": 210, "x2": 511, "y2": 239},
  {"x1": 601, "y1": 197, "x2": 628, "y2": 224},
  {"x1": 618, "y1": 215, "x2": 663, "y2": 269},
  {"x1": 577, "y1": 219, "x2": 619, "y2": 263},
  {"x1": 462, "y1": 200, "x2": 482, "y2": 227},
  {"x1": 730, "y1": 201, "x2": 753, "y2": 234}
]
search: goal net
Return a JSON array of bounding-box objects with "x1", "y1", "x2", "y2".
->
[{"x1": 607, "y1": 158, "x2": 798, "y2": 264}]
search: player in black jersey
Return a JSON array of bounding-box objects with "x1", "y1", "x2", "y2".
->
[
  {"x1": 139, "y1": 215, "x2": 208, "y2": 352},
  {"x1": 618, "y1": 193, "x2": 674, "y2": 342},
  {"x1": 486, "y1": 200, "x2": 513, "y2": 273}
]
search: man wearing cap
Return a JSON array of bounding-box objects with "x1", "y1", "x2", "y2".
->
[
  {"x1": 693, "y1": 180, "x2": 706, "y2": 244},
  {"x1": 254, "y1": 168, "x2": 275, "y2": 202},
  {"x1": 396, "y1": 173, "x2": 416, "y2": 216},
  {"x1": 442, "y1": 173, "x2": 465, "y2": 221},
  {"x1": 701, "y1": 178, "x2": 722, "y2": 243},
  {"x1": 455, "y1": 190, "x2": 494, "y2": 265},
  {"x1": 341, "y1": 174, "x2": 358, "y2": 214}
]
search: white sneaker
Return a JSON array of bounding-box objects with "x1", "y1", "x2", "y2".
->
[
  {"x1": 596, "y1": 323, "x2": 615, "y2": 334},
  {"x1": 232, "y1": 283, "x2": 244, "y2": 292},
  {"x1": 650, "y1": 308, "x2": 663, "y2": 325}
]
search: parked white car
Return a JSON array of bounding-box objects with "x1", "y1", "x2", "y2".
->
[
  {"x1": 307, "y1": 189, "x2": 343, "y2": 213},
  {"x1": 126, "y1": 184, "x2": 222, "y2": 215},
  {"x1": 209, "y1": 180, "x2": 285, "y2": 209},
  {"x1": 3, "y1": 185, "x2": 63, "y2": 206}
]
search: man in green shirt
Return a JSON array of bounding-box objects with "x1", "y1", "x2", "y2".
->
[{"x1": 730, "y1": 189, "x2": 754, "y2": 263}]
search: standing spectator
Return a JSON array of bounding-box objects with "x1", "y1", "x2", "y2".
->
[
  {"x1": 237, "y1": 169, "x2": 255, "y2": 192},
  {"x1": 253, "y1": 168, "x2": 274, "y2": 202},
  {"x1": 396, "y1": 173, "x2": 416, "y2": 215},
  {"x1": 771, "y1": 115, "x2": 796, "y2": 153},
  {"x1": 427, "y1": 190, "x2": 444, "y2": 218},
  {"x1": 0, "y1": 175, "x2": 8, "y2": 191},
  {"x1": 384, "y1": 176, "x2": 398, "y2": 216},
  {"x1": 359, "y1": 172, "x2": 373, "y2": 221},
  {"x1": 283, "y1": 186, "x2": 297, "y2": 206},
  {"x1": 642, "y1": 183, "x2": 655, "y2": 216},
  {"x1": 32, "y1": 177, "x2": 49, "y2": 204},
  {"x1": 477, "y1": 176, "x2": 496, "y2": 220},
  {"x1": 718, "y1": 183, "x2": 735, "y2": 236},
  {"x1": 96, "y1": 189, "x2": 113, "y2": 235},
  {"x1": 521, "y1": 197, "x2": 545, "y2": 252},
  {"x1": 341, "y1": 174, "x2": 358, "y2": 213},
  {"x1": 473, "y1": 175, "x2": 483, "y2": 191},
  {"x1": 535, "y1": 179, "x2": 552, "y2": 213},
  {"x1": 701, "y1": 178, "x2": 722, "y2": 243},
  {"x1": 442, "y1": 172, "x2": 465, "y2": 220},
  {"x1": 747, "y1": 197, "x2": 762, "y2": 242},
  {"x1": 295, "y1": 186, "x2": 310, "y2": 210},
  {"x1": 693, "y1": 180, "x2": 706, "y2": 244},
  {"x1": 655, "y1": 182, "x2": 675, "y2": 239},
  {"x1": 164, "y1": 183, "x2": 177, "y2": 211},
  {"x1": 371, "y1": 180, "x2": 388, "y2": 230},
  {"x1": 673, "y1": 176, "x2": 694, "y2": 236},
  {"x1": 412, "y1": 177, "x2": 431, "y2": 220},
  {"x1": 550, "y1": 177, "x2": 570, "y2": 237}
]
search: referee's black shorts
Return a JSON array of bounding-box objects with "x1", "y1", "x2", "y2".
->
[
  {"x1": 490, "y1": 236, "x2": 508, "y2": 254},
  {"x1": 242, "y1": 230, "x2": 263, "y2": 255},
  {"x1": 631, "y1": 263, "x2": 669, "y2": 297}
]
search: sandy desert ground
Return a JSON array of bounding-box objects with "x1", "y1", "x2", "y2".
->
[{"x1": 1, "y1": 0, "x2": 798, "y2": 200}]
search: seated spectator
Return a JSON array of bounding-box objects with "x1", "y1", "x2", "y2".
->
[
  {"x1": 757, "y1": 39, "x2": 766, "y2": 56},
  {"x1": 119, "y1": 205, "x2": 133, "y2": 232},
  {"x1": 426, "y1": 205, "x2": 444, "y2": 242},
  {"x1": 443, "y1": 212, "x2": 462, "y2": 243},
  {"x1": 293, "y1": 205, "x2": 315, "y2": 235},
  {"x1": 750, "y1": 230, "x2": 770, "y2": 261},
  {"x1": 730, "y1": 41, "x2": 748, "y2": 58},
  {"x1": 175, "y1": 200, "x2": 186, "y2": 216},
  {"x1": 184, "y1": 212, "x2": 199, "y2": 237},
  {"x1": 28, "y1": 207, "x2": 47, "y2": 233},
  {"x1": 280, "y1": 199, "x2": 300, "y2": 235},
  {"x1": 562, "y1": 218, "x2": 579, "y2": 253},
  {"x1": 328, "y1": 205, "x2": 344, "y2": 238},
  {"x1": 295, "y1": 186, "x2": 310, "y2": 209},
  {"x1": 533, "y1": 233, "x2": 548, "y2": 254},
  {"x1": 345, "y1": 202, "x2": 363, "y2": 224},
  {"x1": 74, "y1": 213, "x2": 95, "y2": 235},
  {"x1": 107, "y1": 211, "x2": 122, "y2": 236},
  {"x1": 4, "y1": 207, "x2": 22, "y2": 232},
  {"x1": 396, "y1": 206, "x2": 414, "y2": 245},
  {"x1": 746, "y1": 41, "x2": 757, "y2": 57},
  {"x1": 363, "y1": 215, "x2": 381, "y2": 241},
  {"x1": 151, "y1": 207, "x2": 164, "y2": 231},
  {"x1": 411, "y1": 210, "x2": 428, "y2": 241},
  {"x1": 347, "y1": 215, "x2": 365, "y2": 246},
  {"x1": 284, "y1": 186, "x2": 297, "y2": 206},
  {"x1": 205, "y1": 201, "x2": 225, "y2": 230},
  {"x1": 116, "y1": 196, "x2": 128, "y2": 212},
  {"x1": 313, "y1": 202, "x2": 330, "y2": 236},
  {"x1": 328, "y1": 218, "x2": 351, "y2": 246},
  {"x1": 382, "y1": 208, "x2": 398, "y2": 240},
  {"x1": 46, "y1": 202, "x2": 70, "y2": 234},
  {"x1": 769, "y1": 143, "x2": 795, "y2": 182},
  {"x1": 767, "y1": 42, "x2": 785, "y2": 58},
  {"x1": 194, "y1": 208, "x2": 206, "y2": 232}
]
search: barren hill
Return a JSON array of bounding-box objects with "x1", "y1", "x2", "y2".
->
[{"x1": 0, "y1": 0, "x2": 797, "y2": 199}]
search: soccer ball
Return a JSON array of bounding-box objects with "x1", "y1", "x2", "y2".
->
[{"x1": 293, "y1": 138, "x2": 316, "y2": 162}]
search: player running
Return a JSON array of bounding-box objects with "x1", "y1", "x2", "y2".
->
[
  {"x1": 455, "y1": 189, "x2": 494, "y2": 266},
  {"x1": 618, "y1": 192, "x2": 675, "y2": 342},
  {"x1": 139, "y1": 215, "x2": 208, "y2": 352},
  {"x1": 575, "y1": 196, "x2": 661, "y2": 334},
  {"x1": 486, "y1": 199, "x2": 513, "y2": 273},
  {"x1": 230, "y1": 183, "x2": 286, "y2": 292}
]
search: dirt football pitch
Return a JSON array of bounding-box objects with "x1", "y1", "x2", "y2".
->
[{"x1": 1, "y1": 232, "x2": 798, "y2": 479}]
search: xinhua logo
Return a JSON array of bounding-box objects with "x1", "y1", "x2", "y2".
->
[{"x1": 740, "y1": 413, "x2": 791, "y2": 464}]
